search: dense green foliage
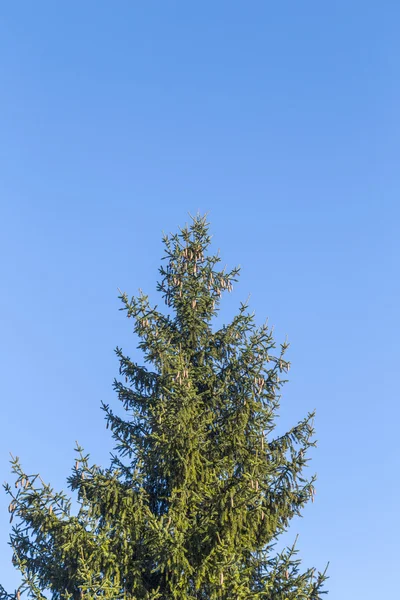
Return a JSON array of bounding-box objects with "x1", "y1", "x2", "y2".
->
[{"x1": 1, "y1": 216, "x2": 327, "y2": 599}]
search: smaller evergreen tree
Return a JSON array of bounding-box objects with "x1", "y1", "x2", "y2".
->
[{"x1": 1, "y1": 215, "x2": 328, "y2": 599}]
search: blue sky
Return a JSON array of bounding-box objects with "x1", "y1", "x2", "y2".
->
[{"x1": 0, "y1": 2, "x2": 398, "y2": 597}]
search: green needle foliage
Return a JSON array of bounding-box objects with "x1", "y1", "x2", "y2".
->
[{"x1": 2, "y1": 215, "x2": 328, "y2": 600}]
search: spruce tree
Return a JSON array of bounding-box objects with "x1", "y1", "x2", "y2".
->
[{"x1": 1, "y1": 215, "x2": 328, "y2": 599}]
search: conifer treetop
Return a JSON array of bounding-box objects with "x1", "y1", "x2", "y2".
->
[{"x1": 2, "y1": 214, "x2": 328, "y2": 600}]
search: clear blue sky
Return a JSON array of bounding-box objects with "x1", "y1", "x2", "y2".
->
[{"x1": 0, "y1": 2, "x2": 398, "y2": 597}]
